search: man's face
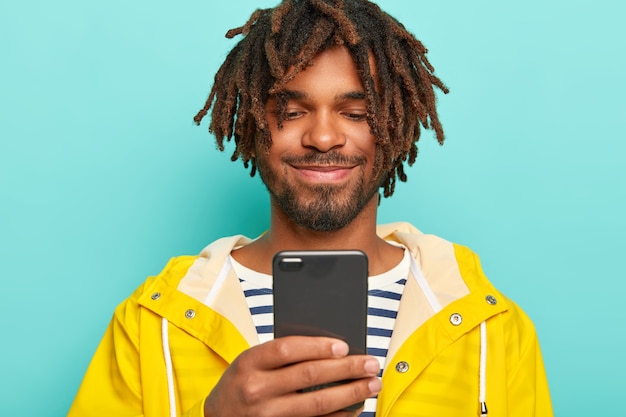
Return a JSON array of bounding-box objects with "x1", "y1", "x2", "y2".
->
[{"x1": 258, "y1": 46, "x2": 384, "y2": 232}]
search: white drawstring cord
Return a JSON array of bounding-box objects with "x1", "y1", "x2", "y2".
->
[
  {"x1": 162, "y1": 318, "x2": 177, "y2": 417},
  {"x1": 203, "y1": 256, "x2": 232, "y2": 305},
  {"x1": 160, "y1": 258, "x2": 232, "y2": 417},
  {"x1": 409, "y1": 257, "x2": 442, "y2": 313},
  {"x1": 479, "y1": 320, "x2": 488, "y2": 416}
]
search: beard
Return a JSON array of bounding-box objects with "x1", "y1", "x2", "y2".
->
[{"x1": 256, "y1": 151, "x2": 384, "y2": 232}]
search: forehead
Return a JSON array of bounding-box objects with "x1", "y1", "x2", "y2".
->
[{"x1": 281, "y1": 46, "x2": 378, "y2": 94}]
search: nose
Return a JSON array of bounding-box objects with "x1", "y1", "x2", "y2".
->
[{"x1": 301, "y1": 111, "x2": 346, "y2": 152}]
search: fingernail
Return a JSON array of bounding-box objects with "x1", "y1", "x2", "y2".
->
[
  {"x1": 369, "y1": 378, "x2": 382, "y2": 394},
  {"x1": 364, "y1": 358, "x2": 380, "y2": 374},
  {"x1": 331, "y1": 341, "x2": 349, "y2": 357}
]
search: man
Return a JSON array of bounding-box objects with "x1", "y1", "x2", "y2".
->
[{"x1": 69, "y1": 1, "x2": 553, "y2": 416}]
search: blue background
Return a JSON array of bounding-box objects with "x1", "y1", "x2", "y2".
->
[{"x1": 1, "y1": 0, "x2": 624, "y2": 415}]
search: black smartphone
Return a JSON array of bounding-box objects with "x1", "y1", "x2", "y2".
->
[{"x1": 272, "y1": 250, "x2": 368, "y2": 411}]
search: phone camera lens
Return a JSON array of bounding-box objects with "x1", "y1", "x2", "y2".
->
[{"x1": 279, "y1": 258, "x2": 303, "y2": 271}]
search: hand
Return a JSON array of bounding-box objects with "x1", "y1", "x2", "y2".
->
[{"x1": 203, "y1": 336, "x2": 381, "y2": 417}]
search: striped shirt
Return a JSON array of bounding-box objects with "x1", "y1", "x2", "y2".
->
[{"x1": 231, "y1": 248, "x2": 410, "y2": 417}]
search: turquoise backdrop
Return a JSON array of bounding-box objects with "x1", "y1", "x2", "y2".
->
[{"x1": 1, "y1": 0, "x2": 624, "y2": 415}]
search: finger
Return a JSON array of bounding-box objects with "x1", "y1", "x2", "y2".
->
[
  {"x1": 242, "y1": 336, "x2": 350, "y2": 370},
  {"x1": 319, "y1": 405, "x2": 364, "y2": 417},
  {"x1": 272, "y1": 354, "x2": 380, "y2": 394},
  {"x1": 275, "y1": 376, "x2": 381, "y2": 417}
]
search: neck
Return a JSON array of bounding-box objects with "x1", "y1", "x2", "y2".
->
[{"x1": 232, "y1": 194, "x2": 403, "y2": 275}]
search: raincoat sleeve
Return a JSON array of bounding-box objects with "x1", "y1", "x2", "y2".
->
[
  {"x1": 505, "y1": 304, "x2": 554, "y2": 417},
  {"x1": 68, "y1": 302, "x2": 144, "y2": 417},
  {"x1": 67, "y1": 280, "x2": 208, "y2": 417},
  {"x1": 67, "y1": 285, "x2": 145, "y2": 416}
]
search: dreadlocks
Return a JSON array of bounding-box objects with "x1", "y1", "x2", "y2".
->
[{"x1": 194, "y1": 0, "x2": 448, "y2": 197}]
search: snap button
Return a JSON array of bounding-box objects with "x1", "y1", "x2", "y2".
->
[
  {"x1": 450, "y1": 313, "x2": 463, "y2": 326},
  {"x1": 151, "y1": 292, "x2": 161, "y2": 300},
  {"x1": 185, "y1": 309, "x2": 196, "y2": 319},
  {"x1": 486, "y1": 295, "x2": 497, "y2": 305},
  {"x1": 395, "y1": 361, "x2": 409, "y2": 373}
]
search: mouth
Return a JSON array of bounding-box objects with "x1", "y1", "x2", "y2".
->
[{"x1": 290, "y1": 164, "x2": 357, "y2": 182}]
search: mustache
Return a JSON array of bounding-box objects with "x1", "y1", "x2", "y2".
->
[{"x1": 281, "y1": 151, "x2": 366, "y2": 166}]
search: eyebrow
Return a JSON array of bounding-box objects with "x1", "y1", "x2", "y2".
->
[
  {"x1": 337, "y1": 91, "x2": 366, "y2": 101},
  {"x1": 278, "y1": 89, "x2": 366, "y2": 101}
]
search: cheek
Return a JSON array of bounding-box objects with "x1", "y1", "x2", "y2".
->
[
  {"x1": 267, "y1": 122, "x2": 295, "y2": 147},
  {"x1": 358, "y1": 133, "x2": 378, "y2": 159}
]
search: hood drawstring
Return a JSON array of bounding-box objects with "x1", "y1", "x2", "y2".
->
[
  {"x1": 409, "y1": 256, "x2": 443, "y2": 312},
  {"x1": 160, "y1": 257, "x2": 233, "y2": 417},
  {"x1": 162, "y1": 318, "x2": 177, "y2": 417},
  {"x1": 479, "y1": 320, "x2": 488, "y2": 416},
  {"x1": 411, "y1": 256, "x2": 488, "y2": 416}
]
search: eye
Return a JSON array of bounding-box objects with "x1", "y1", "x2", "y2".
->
[
  {"x1": 343, "y1": 112, "x2": 367, "y2": 122},
  {"x1": 284, "y1": 110, "x2": 304, "y2": 120}
]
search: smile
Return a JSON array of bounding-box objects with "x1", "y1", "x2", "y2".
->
[{"x1": 291, "y1": 165, "x2": 356, "y2": 182}]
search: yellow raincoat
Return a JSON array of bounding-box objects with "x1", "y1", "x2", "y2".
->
[{"x1": 68, "y1": 223, "x2": 553, "y2": 417}]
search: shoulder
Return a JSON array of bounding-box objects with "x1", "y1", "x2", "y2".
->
[
  {"x1": 452, "y1": 245, "x2": 536, "y2": 327},
  {"x1": 122, "y1": 233, "x2": 254, "y2": 307},
  {"x1": 130, "y1": 255, "x2": 199, "y2": 302},
  {"x1": 109, "y1": 256, "x2": 199, "y2": 329}
]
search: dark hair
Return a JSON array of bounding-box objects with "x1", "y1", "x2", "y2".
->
[{"x1": 194, "y1": 0, "x2": 448, "y2": 197}]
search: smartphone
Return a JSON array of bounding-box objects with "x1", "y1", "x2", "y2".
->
[{"x1": 272, "y1": 250, "x2": 368, "y2": 410}]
